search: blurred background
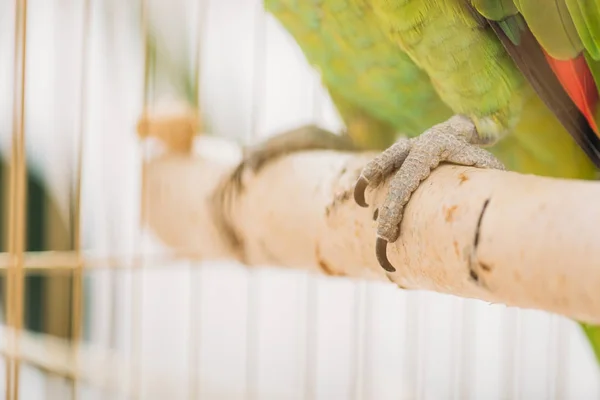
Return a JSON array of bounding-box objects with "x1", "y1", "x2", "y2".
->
[{"x1": 0, "y1": 0, "x2": 599, "y2": 398}]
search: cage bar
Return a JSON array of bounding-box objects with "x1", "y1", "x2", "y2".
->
[{"x1": 6, "y1": 0, "x2": 28, "y2": 398}]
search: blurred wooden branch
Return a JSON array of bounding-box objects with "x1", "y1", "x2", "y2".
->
[{"x1": 142, "y1": 135, "x2": 600, "y2": 324}]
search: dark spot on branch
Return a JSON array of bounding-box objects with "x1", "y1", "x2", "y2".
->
[
  {"x1": 458, "y1": 172, "x2": 469, "y2": 184},
  {"x1": 372, "y1": 208, "x2": 379, "y2": 221},
  {"x1": 453, "y1": 241, "x2": 460, "y2": 257},
  {"x1": 469, "y1": 269, "x2": 479, "y2": 282},
  {"x1": 474, "y1": 198, "x2": 490, "y2": 248},
  {"x1": 444, "y1": 204, "x2": 458, "y2": 222},
  {"x1": 318, "y1": 258, "x2": 336, "y2": 275},
  {"x1": 383, "y1": 271, "x2": 408, "y2": 289},
  {"x1": 315, "y1": 246, "x2": 344, "y2": 277},
  {"x1": 469, "y1": 198, "x2": 491, "y2": 286},
  {"x1": 480, "y1": 261, "x2": 492, "y2": 272},
  {"x1": 339, "y1": 191, "x2": 351, "y2": 202},
  {"x1": 326, "y1": 188, "x2": 353, "y2": 217}
]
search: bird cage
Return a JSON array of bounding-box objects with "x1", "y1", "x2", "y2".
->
[{"x1": 1, "y1": 0, "x2": 600, "y2": 399}]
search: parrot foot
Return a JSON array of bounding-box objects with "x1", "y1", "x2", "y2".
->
[
  {"x1": 230, "y1": 124, "x2": 356, "y2": 189},
  {"x1": 353, "y1": 115, "x2": 505, "y2": 273}
]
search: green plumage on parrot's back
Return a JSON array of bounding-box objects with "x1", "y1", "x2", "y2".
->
[
  {"x1": 265, "y1": 0, "x2": 597, "y2": 179},
  {"x1": 473, "y1": 0, "x2": 600, "y2": 61},
  {"x1": 470, "y1": 0, "x2": 600, "y2": 167},
  {"x1": 264, "y1": 0, "x2": 453, "y2": 146}
]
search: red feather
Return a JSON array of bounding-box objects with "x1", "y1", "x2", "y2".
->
[{"x1": 543, "y1": 51, "x2": 599, "y2": 135}]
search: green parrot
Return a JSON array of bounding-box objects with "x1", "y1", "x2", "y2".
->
[{"x1": 228, "y1": 0, "x2": 600, "y2": 364}]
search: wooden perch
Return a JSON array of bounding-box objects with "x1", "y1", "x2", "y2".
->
[{"x1": 141, "y1": 136, "x2": 600, "y2": 324}]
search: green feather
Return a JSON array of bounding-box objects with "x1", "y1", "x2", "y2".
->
[
  {"x1": 471, "y1": 0, "x2": 517, "y2": 20},
  {"x1": 584, "y1": 51, "x2": 600, "y2": 90},
  {"x1": 565, "y1": 0, "x2": 600, "y2": 60},
  {"x1": 516, "y1": 0, "x2": 582, "y2": 60},
  {"x1": 497, "y1": 14, "x2": 526, "y2": 45},
  {"x1": 581, "y1": 324, "x2": 600, "y2": 365}
]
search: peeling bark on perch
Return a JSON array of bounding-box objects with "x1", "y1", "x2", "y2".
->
[{"x1": 142, "y1": 136, "x2": 600, "y2": 324}]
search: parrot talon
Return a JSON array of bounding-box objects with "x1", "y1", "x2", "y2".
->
[
  {"x1": 354, "y1": 115, "x2": 504, "y2": 274},
  {"x1": 376, "y1": 237, "x2": 395, "y2": 272},
  {"x1": 354, "y1": 176, "x2": 370, "y2": 207}
]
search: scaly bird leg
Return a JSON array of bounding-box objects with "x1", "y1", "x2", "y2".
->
[
  {"x1": 354, "y1": 115, "x2": 505, "y2": 273},
  {"x1": 230, "y1": 124, "x2": 357, "y2": 189}
]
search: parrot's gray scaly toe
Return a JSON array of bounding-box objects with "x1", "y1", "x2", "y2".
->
[
  {"x1": 354, "y1": 115, "x2": 505, "y2": 273},
  {"x1": 353, "y1": 138, "x2": 412, "y2": 207}
]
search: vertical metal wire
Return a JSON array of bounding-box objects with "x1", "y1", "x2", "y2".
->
[
  {"x1": 191, "y1": 0, "x2": 208, "y2": 110},
  {"x1": 551, "y1": 317, "x2": 569, "y2": 400},
  {"x1": 303, "y1": 275, "x2": 317, "y2": 400},
  {"x1": 349, "y1": 283, "x2": 363, "y2": 400},
  {"x1": 302, "y1": 68, "x2": 323, "y2": 400},
  {"x1": 131, "y1": 0, "x2": 151, "y2": 397},
  {"x1": 245, "y1": 1, "x2": 266, "y2": 399},
  {"x1": 189, "y1": 0, "x2": 209, "y2": 397},
  {"x1": 450, "y1": 300, "x2": 462, "y2": 399},
  {"x1": 69, "y1": 1, "x2": 91, "y2": 398},
  {"x1": 404, "y1": 293, "x2": 424, "y2": 399},
  {"x1": 547, "y1": 316, "x2": 557, "y2": 398},
  {"x1": 416, "y1": 296, "x2": 428, "y2": 400},
  {"x1": 362, "y1": 283, "x2": 373, "y2": 399},
  {"x1": 245, "y1": 272, "x2": 259, "y2": 400},
  {"x1": 188, "y1": 258, "x2": 201, "y2": 399},
  {"x1": 455, "y1": 300, "x2": 474, "y2": 400},
  {"x1": 6, "y1": 0, "x2": 28, "y2": 398},
  {"x1": 501, "y1": 310, "x2": 520, "y2": 400},
  {"x1": 350, "y1": 281, "x2": 372, "y2": 400},
  {"x1": 99, "y1": 5, "x2": 120, "y2": 395}
]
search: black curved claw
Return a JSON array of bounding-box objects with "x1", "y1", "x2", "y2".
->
[
  {"x1": 375, "y1": 237, "x2": 396, "y2": 272},
  {"x1": 354, "y1": 176, "x2": 369, "y2": 207}
]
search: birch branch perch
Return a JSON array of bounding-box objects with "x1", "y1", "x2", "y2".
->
[{"x1": 142, "y1": 136, "x2": 600, "y2": 324}]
